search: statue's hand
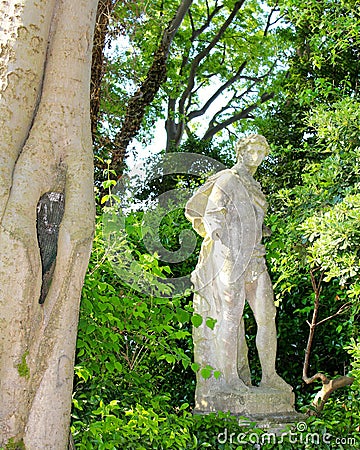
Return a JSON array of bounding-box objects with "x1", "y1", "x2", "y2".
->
[{"x1": 193, "y1": 218, "x2": 207, "y2": 237}]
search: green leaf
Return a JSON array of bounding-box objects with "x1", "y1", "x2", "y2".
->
[
  {"x1": 176, "y1": 308, "x2": 190, "y2": 324},
  {"x1": 191, "y1": 362, "x2": 200, "y2": 372},
  {"x1": 205, "y1": 317, "x2": 217, "y2": 330},
  {"x1": 191, "y1": 313, "x2": 203, "y2": 328},
  {"x1": 214, "y1": 370, "x2": 221, "y2": 379},
  {"x1": 179, "y1": 402, "x2": 189, "y2": 410},
  {"x1": 200, "y1": 367, "x2": 212, "y2": 380},
  {"x1": 102, "y1": 179, "x2": 117, "y2": 189},
  {"x1": 87, "y1": 324, "x2": 96, "y2": 334}
]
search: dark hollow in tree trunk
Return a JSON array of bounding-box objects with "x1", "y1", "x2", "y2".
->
[{"x1": 36, "y1": 192, "x2": 65, "y2": 304}]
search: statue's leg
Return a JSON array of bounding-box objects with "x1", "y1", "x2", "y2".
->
[
  {"x1": 193, "y1": 284, "x2": 248, "y2": 394},
  {"x1": 215, "y1": 286, "x2": 249, "y2": 391},
  {"x1": 246, "y1": 271, "x2": 292, "y2": 391},
  {"x1": 237, "y1": 316, "x2": 252, "y2": 386}
]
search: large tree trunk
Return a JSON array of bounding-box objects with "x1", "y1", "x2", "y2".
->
[{"x1": 0, "y1": 0, "x2": 98, "y2": 448}]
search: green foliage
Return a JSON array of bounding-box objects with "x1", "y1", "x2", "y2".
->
[
  {"x1": 72, "y1": 399, "x2": 360, "y2": 449},
  {"x1": 1, "y1": 439, "x2": 25, "y2": 450},
  {"x1": 73, "y1": 402, "x2": 195, "y2": 449},
  {"x1": 347, "y1": 339, "x2": 360, "y2": 391},
  {"x1": 16, "y1": 351, "x2": 30, "y2": 379},
  {"x1": 72, "y1": 198, "x2": 197, "y2": 445},
  {"x1": 93, "y1": 0, "x2": 292, "y2": 175},
  {"x1": 72, "y1": 162, "x2": 359, "y2": 447},
  {"x1": 73, "y1": 1, "x2": 360, "y2": 445}
]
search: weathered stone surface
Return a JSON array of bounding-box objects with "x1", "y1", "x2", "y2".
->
[
  {"x1": 194, "y1": 386, "x2": 295, "y2": 416},
  {"x1": 186, "y1": 135, "x2": 297, "y2": 416}
]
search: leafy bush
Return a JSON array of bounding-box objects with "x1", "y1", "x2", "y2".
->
[
  {"x1": 72, "y1": 145, "x2": 360, "y2": 450},
  {"x1": 71, "y1": 203, "x2": 196, "y2": 444}
]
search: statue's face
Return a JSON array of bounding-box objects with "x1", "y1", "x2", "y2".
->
[{"x1": 242, "y1": 141, "x2": 268, "y2": 171}]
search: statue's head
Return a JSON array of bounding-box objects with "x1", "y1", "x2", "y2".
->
[{"x1": 234, "y1": 134, "x2": 270, "y2": 173}]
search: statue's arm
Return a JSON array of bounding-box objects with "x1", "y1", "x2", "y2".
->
[
  {"x1": 202, "y1": 205, "x2": 227, "y2": 241},
  {"x1": 185, "y1": 191, "x2": 210, "y2": 238},
  {"x1": 185, "y1": 173, "x2": 231, "y2": 241}
]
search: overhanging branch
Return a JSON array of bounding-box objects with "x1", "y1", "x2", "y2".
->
[
  {"x1": 188, "y1": 61, "x2": 247, "y2": 121},
  {"x1": 178, "y1": 0, "x2": 246, "y2": 117}
]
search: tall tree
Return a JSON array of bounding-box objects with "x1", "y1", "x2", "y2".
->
[
  {"x1": 0, "y1": 0, "x2": 98, "y2": 447},
  {"x1": 93, "y1": 0, "x2": 288, "y2": 173},
  {"x1": 163, "y1": 0, "x2": 280, "y2": 150}
]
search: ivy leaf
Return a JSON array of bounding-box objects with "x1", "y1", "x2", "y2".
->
[
  {"x1": 191, "y1": 313, "x2": 203, "y2": 328},
  {"x1": 200, "y1": 365, "x2": 214, "y2": 380},
  {"x1": 191, "y1": 362, "x2": 200, "y2": 373},
  {"x1": 205, "y1": 317, "x2": 217, "y2": 330}
]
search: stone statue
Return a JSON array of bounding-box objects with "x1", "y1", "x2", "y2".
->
[{"x1": 185, "y1": 134, "x2": 295, "y2": 416}]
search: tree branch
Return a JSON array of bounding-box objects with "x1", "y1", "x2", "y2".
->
[
  {"x1": 316, "y1": 302, "x2": 351, "y2": 327},
  {"x1": 202, "y1": 91, "x2": 274, "y2": 141},
  {"x1": 179, "y1": 2, "x2": 223, "y2": 77},
  {"x1": 161, "y1": 0, "x2": 194, "y2": 53},
  {"x1": 210, "y1": 81, "x2": 256, "y2": 122},
  {"x1": 310, "y1": 375, "x2": 354, "y2": 414},
  {"x1": 191, "y1": 1, "x2": 223, "y2": 41},
  {"x1": 263, "y1": 2, "x2": 279, "y2": 37},
  {"x1": 303, "y1": 269, "x2": 323, "y2": 382},
  {"x1": 191, "y1": 57, "x2": 276, "y2": 140},
  {"x1": 188, "y1": 61, "x2": 247, "y2": 121},
  {"x1": 302, "y1": 269, "x2": 354, "y2": 415},
  {"x1": 178, "y1": 0, "x2": 246, "y2": 118},
  {"x1": 112, "y1": 0, "x2": 193, "y2": 172}
]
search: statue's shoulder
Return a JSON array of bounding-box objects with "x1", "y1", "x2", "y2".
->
[{"x1": 206, "y1": 168, "x2": 236, "y2": 185}]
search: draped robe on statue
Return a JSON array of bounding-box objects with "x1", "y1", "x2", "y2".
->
[
  {"x1": 185, "y1": 134, "x2": 296, "y2": 416},
  {"x1": 185, "y1": 165, "x2": 273, "y2": 395}
]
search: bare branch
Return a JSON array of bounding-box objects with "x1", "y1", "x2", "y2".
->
[
  {"x1": 178, "y1": 0, "x2": 246, "y2": 117},
  {"x1": 303, "y1": 372, "x2": 329, "y2": 385},
  {"x1": 316, "y1": 302, "x2": 352, "y2": 327},
  {"x1": 202, "y1": 91, "x2": 274, "y2": 141},
  {"x1": 188, "y1": 61, "x2": 247, "y2": 121},
  {"x1": 310, "y1": 375, "x2": 354, "y2": 415},
  {"x1": 303, "y1": 269, "x2": 324, "y2": 382},
  {"x1": 302, "y1": 269, "x2": 354, "y2": 415}
]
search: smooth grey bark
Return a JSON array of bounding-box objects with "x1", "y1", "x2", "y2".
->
[{"x1": 0, "y1": 0, "x2": 98, "y2": 448}]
